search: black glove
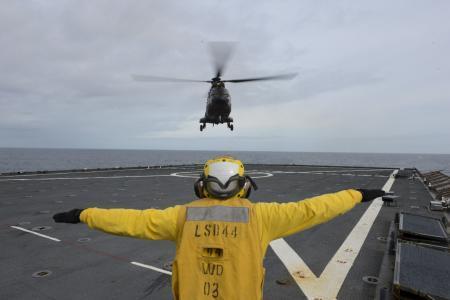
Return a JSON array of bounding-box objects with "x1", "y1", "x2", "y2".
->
[
  {"x1": 356, "y1": 189, "x2": 386, "y2": 202},
  {"x1": 53, "y1": 209, "x2": 84, "y2": 224}
]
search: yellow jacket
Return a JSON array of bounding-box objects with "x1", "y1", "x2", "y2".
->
[{"x1": 80, "y1": 189, "x2": 362, "y2": 299}]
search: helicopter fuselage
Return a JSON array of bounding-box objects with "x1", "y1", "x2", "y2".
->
[
  {"x1": 206, "y1": 86, "x2": 231, "y2": 122},
  {"x1": 199, "y1": 84, "x2": 234, "y2": 131}
]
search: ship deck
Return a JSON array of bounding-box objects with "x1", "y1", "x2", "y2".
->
[{"x1": 0, "y1": 164, "x2": 442, "y2": 299}]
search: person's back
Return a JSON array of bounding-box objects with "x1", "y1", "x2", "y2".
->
[{"x1": 173, "y1": 197, "x2": 264, "y2": 300}]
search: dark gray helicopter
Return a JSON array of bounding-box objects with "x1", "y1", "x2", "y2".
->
[{"x1": 133, "y1": 43, "x2": 296, "y2": 131}]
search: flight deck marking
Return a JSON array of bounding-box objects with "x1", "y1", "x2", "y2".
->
[
  {"x1": 0, "y1": 166, "x2": 197, "y2": 178},
  {"x1": 131, "y1": 262, "x2": 172, "y2": 275},
  {"x1": 10, "y1": 226, "x2": 171, "y2": 276},
  {"x1": 0, "y1": 174, "x2": 173, "y2": 182},
  {"x1": 0, "y1": 169, "x2": 390, "y2": 182},
  {"x1": 271, "y1": 168, "x2": 392, "y2": 174},
  {"x1": 270, "y1": 169, "x2": 391, "y2": 178},
  {"x1": 10, "y1": 226, "x2": 61, "y2": 242},
  {"x1": 170, "y1": 171, "x2": 273, "y2": 179},
  {"x1": 270, "y1": 170, "x2": 398, "y2": 300}
]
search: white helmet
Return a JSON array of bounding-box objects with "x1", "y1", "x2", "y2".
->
[{"x1": 194, "y1": 156, "x2": 257, "y2": 199}]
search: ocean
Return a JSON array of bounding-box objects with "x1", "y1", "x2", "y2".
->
[{"x1": 0, "y1": 148, "x2": 449, "y2": 175}]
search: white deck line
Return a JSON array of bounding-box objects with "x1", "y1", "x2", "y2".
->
[
  {"x1": 0, "y1": 166, "x2": 197, "y2": 178},
  {"x1": 130, "y1": 261, "x2": 172, "y2": 275},
  {"x1": 270, "y1": 169, "x2": 398, "y2": 300},
  {"x1": 0, "y1": 168, "x2": 149, "y2": 177},
  {"x1": 10, "y1": 226, "x2": 172, "y2": 276},
  {"x1": 0, "y1": 168, "x2": 390, "y2": 182},
  {"x1": 170, "y1": 171, "x2": 273, "y2": 179},
  {"x1": 0, "y1": 174, "x2": 173, "y2": 182},
  {"x1": 272, "y1": 168, "x2": 392, "y2": 174},
  {"x1": 10, "y1": 226, "x2": 61, "y2": 242}
]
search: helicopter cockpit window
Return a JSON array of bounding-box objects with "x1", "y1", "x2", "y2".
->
[
  {"x1": 209, "y1": 87, "x2": 230, "y2": 99},
  {"x1": 210, "y1": 87, "x2": 222, "y2": 95}
]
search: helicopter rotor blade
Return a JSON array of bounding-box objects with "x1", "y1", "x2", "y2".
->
[
  {"x1": 132, "y1": 75, "x2": 210, "y2": 83},
  {"x1": 222, "y1": 72, "x2": 297, "y2": 83},
  {"x1": 209, "y1": 41, "x2": 236, "y2": 78}
]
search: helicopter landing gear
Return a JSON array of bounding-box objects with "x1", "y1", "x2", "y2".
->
[
  {"x1": 227, "y1": 122, "x2": 234, "y2": 131},
  {"x1": 200, "y1": 123, "x2": 206, "y2": 131}
]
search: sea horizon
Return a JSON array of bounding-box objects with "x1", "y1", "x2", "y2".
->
[
  {"x1": 1, "y1": 147, "x2": 450, "y2": 175},
  {"x1": 1, "y1": 147, "x2": 449, "y2": 156}
]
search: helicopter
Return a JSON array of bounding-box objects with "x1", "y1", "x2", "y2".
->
[{"x1": 132, "y1": 42, "x2": 297, "y2": 131}]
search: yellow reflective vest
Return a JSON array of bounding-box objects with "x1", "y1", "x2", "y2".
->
[{"x1": 80, "y1": 189, "x2": 362, "y2": 299}]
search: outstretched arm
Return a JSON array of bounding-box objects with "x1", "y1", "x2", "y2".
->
[
  {"x1": 255, "y1": 189, "x2": 384, "y2": 246},
  {"x1": 53, "y1": 206, "x2": 181, "y2": 241}
]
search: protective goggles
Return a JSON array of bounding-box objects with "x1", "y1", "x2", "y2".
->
[
  {"x1": 203, "y1": 174, "x2": 258, "y2": 199},
  {"x1": 203, "y1": 174, "x2": 245, "y2": 190}
]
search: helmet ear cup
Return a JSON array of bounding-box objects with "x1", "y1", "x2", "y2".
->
[
  {"x1": 242, "y1": 180, "x2": 252, "y2": 198},
  {"x1": 238, "y1": 176, "x2": 246, "y2": 189},
  {"x1": 246, "y1": 187, "x2": 252, "y2": 198},
  {"x1": 194, "y1": 179, "x2": 205, "y2": 198}
]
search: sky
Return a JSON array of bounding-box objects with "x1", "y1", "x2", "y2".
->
[{"x1": 1, "y1": 0, "x2": 449, "y2": 153}]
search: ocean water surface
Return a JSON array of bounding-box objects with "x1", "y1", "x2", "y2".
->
[{"x1": 0, "y1": 148, "x2": 449, "y2": 175}]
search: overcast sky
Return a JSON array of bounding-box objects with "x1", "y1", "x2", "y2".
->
[{"x1": 1, "y1": 0, "x2": 449, "y2": 153}]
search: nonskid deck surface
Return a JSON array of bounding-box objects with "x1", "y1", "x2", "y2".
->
[{"x1": 0, "y1": 165, "x2": 436, "y2": 299}]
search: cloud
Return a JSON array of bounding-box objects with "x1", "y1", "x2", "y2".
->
[{"x1": 0, "y1": 1, "x2": 449, "y2": 153}]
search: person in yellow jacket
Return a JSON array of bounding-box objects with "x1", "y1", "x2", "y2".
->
[{"x1": 53, "y1": 156, "x2": 385, "y2": 300}]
